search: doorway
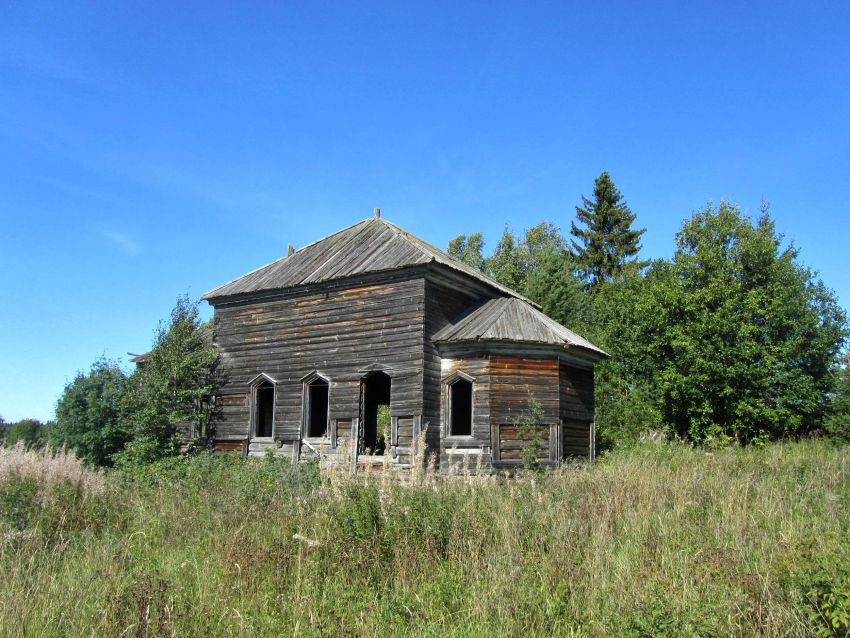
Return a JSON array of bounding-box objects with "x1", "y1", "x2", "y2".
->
[{"x1": 360, "y1": 371, "x2": 391, "y2": 455}]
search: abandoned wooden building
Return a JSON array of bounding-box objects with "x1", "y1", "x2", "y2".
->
[{"x1": 199, "y1": 210, "x2": 607, "y2": 472}]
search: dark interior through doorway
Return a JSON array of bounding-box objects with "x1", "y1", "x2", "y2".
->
[{"x1": 360, "y1": 371, "x2": 391, "y2": 455}]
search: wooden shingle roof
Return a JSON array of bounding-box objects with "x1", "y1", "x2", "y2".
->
[
  {"x1": 203, "y1": 217, "x2": 533, "y2": 303},
  {"x1": 433, "y1": 297, "x2": 608, "y2": 359}
]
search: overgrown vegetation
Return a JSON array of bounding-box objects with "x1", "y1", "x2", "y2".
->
[
  {"x1": 0, "y1": 417, "x2": 50, "y2": 449},
  {"x1": 448, "y1": 176, "x2": 849, "y2": 449},
  {"x1": 117, "y1": 295, "x2": 218, "y2": 467},
  {"x1": 51, "y1": 358, "x2": 128, "y2": 466},
  {"x1": 513, "y1": 397, "x2": 547, "y2": 471},
  {"x1": 0, "y1": 440, "x2": 847, "y2": 636},
  {"x1": 44, "y1": 295, "x2": 218, "y2": 468}
]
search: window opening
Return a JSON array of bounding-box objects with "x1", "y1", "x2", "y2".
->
[
  {"x1": 306, "y1": 378, "x2": 329, "y2": 437},
  {"x1": 254, "y1": 381, "x2": 275, "y2": 438},
  {"x1": 449, "y1": 378, "x2": 472, "y2": 436}
]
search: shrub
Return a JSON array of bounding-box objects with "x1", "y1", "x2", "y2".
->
[{"x1": 0, "y1": 444, "x2": 112, "y2": 536}]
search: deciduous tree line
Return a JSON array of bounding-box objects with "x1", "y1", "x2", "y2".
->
[
  {"x1": 448, "y1": 173, "x2": 850, "y2": 448},
  {"x1": 17, "y1": 174, "x2": 849, "y2": 465}
]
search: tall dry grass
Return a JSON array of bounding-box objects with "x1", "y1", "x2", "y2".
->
[
  {"x1": 0, "y1": 440, "x2": 847, "y2": 637},
  {"x1": 0, "y1": 443, "x2": 105, "y2": 495}
]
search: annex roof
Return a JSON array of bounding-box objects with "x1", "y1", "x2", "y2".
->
[
  {"x1": 433, "y1": 297, "x2": 608, "y2": 359},
  {"x1": 202, "y1": 216, "x2": 534, "y2": 303}
]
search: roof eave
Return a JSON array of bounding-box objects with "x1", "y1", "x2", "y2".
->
[{"x1": 433, "y1": 337, "x2": 609, "y2": 361}]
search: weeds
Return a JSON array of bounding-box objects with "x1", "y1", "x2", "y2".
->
[{"x1": 0, "y1": 441, "x2": 848, "y2": 636}]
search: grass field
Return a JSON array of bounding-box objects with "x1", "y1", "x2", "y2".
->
[{"x1": 1, "y1": 440, "x2": 848, "y2": 637}]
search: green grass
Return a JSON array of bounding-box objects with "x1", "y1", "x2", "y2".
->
[{"x1": 1, "y1": 441, "x2": 849, "y2": 637}]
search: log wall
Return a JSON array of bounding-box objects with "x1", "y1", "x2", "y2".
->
[
  {"x1": 438, "y1": 356, "x2": 492, "y2": 470},
  {"x1": 423, "y1": 279, "x2": 485, "y2": 461},
  {"x1": 559, "y1": 363, "x2": 595, "y2": 458},
  {"x1": 210, "y1": 278, "x2": 427, "y2": 445}
]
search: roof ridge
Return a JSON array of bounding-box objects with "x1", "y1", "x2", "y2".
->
[
  {"x1": 203, "y1": 215, "x2": 536, "y2": 304},
  {"x1": 295, "y1": 217, "x2": 372, "y2": 254},
  {"x1": 518, "y1": 299, "x2": 607, "y2": 354},
  {"x1": 300, "y1": 218, "x2": 378, "y2": 283},
  {"x1": 434, "y1": 296, "x2": 607, "y2": 358}
]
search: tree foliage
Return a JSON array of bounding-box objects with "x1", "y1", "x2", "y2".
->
[
  {"x1": 447, "y1": 233, "x2": 485, "y2": 272},
  {"x1": 484, "y1": 226, "x2": 523, "y2": 291},
  {"x1": 579, "y1": 271, "x2": 663, "y2": 448},
  {"x1": 4, "y1": 418, "x2": 49, "y2": 448},
  {"x1": 825, "y1": 351, "x2": 850, "y2": 442},
  {"x1": 623, "y1": 203, "x2": 847, "y2": 444},
  {"x1": 524, "y1": 246, "x2": 586, "y2": 328},
  {"x1": 482, "y1": 222, "x2": 574, "y2": 296},
  {"x1": 444, "y1": 201, "x2": 846, "y2": 449},
  {"x1": 571, "y1": 172, "x2": 646, "y2": 289},
  {"x1": 52, "y1": 358, "x2": 128, "y2": 466},
  {"x1": 117, "y1": 295, "x2": 218, "y2": 466}
]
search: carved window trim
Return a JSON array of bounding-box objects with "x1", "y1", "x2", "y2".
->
[
  {"x1": 301, "y1": 371, "x2": 331, "y2": 440},
  {"x1": 443, "y1": 372, "x2": 475, "y2": 438},
  {"x1": 248, "y1": 373, "x2": 277, "y2": 439}
]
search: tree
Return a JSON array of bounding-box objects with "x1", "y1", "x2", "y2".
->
[
  {"x1": 447, "y1": 233, "x2": 485, "y2": 272},
  {"x1": 52, "y1": 358, "x2": 129, "y2": 466},
  {"x1": 485, "y1": 226, "x2": 523, "y2": 291},
  {"x1": 824, "y1": 351, "x2": 850, "y2": 442},
  {"x1": 579, "y1": 269, "x2": 663, "y2": 449},
  {"x1": 5, "y1": 418, "x2": 48, "y2": 448},
  {"x1": 485, "y1": 222, "x2": 572, "y2": 298},
  {"x1": 117, "y1": 295, "x2": 218, "y2": 465},
  {"x1": 524, "y1": 244, "x2": 586, "y2": 327},
  {"x1": 571, "y1": 171, "x2": 646, "y2": 289},
  {"x1": 634, "y1": 202, "x2": 847, "y2": 444}
]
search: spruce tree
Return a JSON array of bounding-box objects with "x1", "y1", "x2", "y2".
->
[{"x1": 571, "y1": 171, "x2": 646, "y2": 288}]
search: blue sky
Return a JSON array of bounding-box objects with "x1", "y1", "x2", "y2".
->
[{"x1": 1, "y1": 1, "x2": 849, "y2": 422}]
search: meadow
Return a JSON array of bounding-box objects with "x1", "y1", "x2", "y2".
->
[{"x1": 1, "y1": 440, "x2": 848, "y2": 637}]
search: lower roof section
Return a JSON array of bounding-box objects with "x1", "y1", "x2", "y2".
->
[{"x1": 433, "y1": 297, "x2": 607, "y2": 361}]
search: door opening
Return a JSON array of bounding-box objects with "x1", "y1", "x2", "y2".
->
[{"x1": 360, "y1": 371, "x2": 391, "y2": 455}]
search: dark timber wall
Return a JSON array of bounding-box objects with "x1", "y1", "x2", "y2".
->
[
  {"x1": 207, "y1": 269, "x2": 597, "y2": 468},
  {"x1": 211, "y1": 277, "x2": 427, "y2": 444},
  {"x1": 490, "y1": 356, "x2": 559, "y2": 423},
  {"x1": 559, "y1": 363, "x2": 595, "y2": 458},
  {"x1": 438, "y1": 355, "x2": 492, "y2": 470},
  {"x1": 423, "y1": 279, "x2": 485, "y2": 460}
]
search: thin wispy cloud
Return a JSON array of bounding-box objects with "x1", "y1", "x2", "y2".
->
[{"x1": 102, "y1": 230, "x2": 142, "y2": 256}]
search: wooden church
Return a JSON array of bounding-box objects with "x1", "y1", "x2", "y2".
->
[{"x1": 201, "y1": 210, "x2": 607, "y2": 472}]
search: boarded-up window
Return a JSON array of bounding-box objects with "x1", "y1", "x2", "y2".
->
[
  {"x1": 254, "y1": 381, "x2": 275, "y2": 438},
  {"x1": 449, "y1": 378, "x2": 472, "y2": 436},
  {"x1": 307, "y1": 378, "x2": 329, "y2": 437}
]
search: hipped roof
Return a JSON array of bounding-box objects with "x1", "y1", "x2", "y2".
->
[
  {"x1": 203, "y1": 217, "x2": 533, "y2": 303},
  {"x1": 433, "y1": 297, "x2": 608, "y2": 359}
]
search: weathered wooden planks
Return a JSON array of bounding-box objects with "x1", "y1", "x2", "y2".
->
[
  {"x1": 211, "y1": 277, "x2": 426, "y2": 442},
  {"x1": 201, "y1": 216, "x2": 602, "y2": 470}
]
